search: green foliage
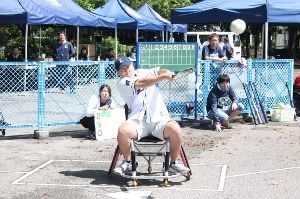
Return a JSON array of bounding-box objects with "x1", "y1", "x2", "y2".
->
[
  {"x1": 122, "y1": 0, "x2": 192, "y2": 19},
  {"x1": 74, "y1": 0, "x2": 106, "y2": 11},
  {"x1": 101, "y1": 36, "x2": 132, "y2": 57}
]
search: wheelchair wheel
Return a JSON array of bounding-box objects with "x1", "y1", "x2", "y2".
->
[
  {"x1": 1, "y1": 130, "x2": 5, "y2": 136},
  {"x1": 132, "y1": 179, "x2": 138, "y2": 187},
  {"x1": 163, "y1": 178, "x2": 169, "y2": 187}
]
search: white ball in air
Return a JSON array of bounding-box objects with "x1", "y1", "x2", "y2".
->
[{"x1": 230, "y1": 19, "x2": 246, "y2": 34}]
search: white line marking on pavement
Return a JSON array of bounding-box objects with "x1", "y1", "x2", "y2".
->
[
  {"x1": 25, "y1": 182, "x2": 220, "y2": 192},
  {"x1": 218, "y1": 165, "x2": 227, "y2": 191},
  {"x1": 55, "y1": 159, "x2": 111, "y2": 163},
  {"x1": 10, "y1": 159, "x2": 226, "y2": 192},
  {"x1": 0, "y1": 171, "x2": 28, "y2": 174},
  {"x1": 11, "y1": 159, "x2": 54, "y2": 184},
  {"x1": 226, "y1": 165, "x2": 300, "y2": 178}
]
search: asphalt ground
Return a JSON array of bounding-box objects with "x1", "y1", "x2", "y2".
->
[
  {"x1": 0, "y1": 68, "x2": 299, "y2": 199},
  {"x1": 0, "y1": 118, "x2": 299, "y2": 199}
]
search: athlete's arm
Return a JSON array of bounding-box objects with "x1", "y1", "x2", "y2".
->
[{"x1": 134, "y1": 69, "x2": 173, "y2": 90}]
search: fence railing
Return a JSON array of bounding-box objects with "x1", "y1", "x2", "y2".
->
[{"x1": 0, "y1": 59, "x2": 293, "y2": 132}]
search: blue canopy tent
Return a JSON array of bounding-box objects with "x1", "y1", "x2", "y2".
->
[
  {"x1": 137, "y1": 3, "x2": 187, "y2": 42},
  {"x1": 18, "y1": 0, "x2": 116, "y2": 28},
  {"x1": 171, "y1": 0, "x2": 300, "y2": 58},
  {"x1": 267, "y1": 0, "x2": 300, "y2": 23},
  {"x1": 93, "y1": 0, "x2": 165, "y2": 44},
  {"x1": 0, "y1": 0, "x2": 26, "y2": 24},
  {"x1": 171, "y1": 0, "x2": 266, "y2": 24},
  {"x1": 0, "y1": 0, "x2": 117, "y2": 60},
  {"x1": 137, "y1": 4, "x2": 187, "y2": 33}
]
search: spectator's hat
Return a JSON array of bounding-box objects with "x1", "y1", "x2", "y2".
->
[{"x1": 115, "y1": 56, "x2": 131, "y2": 70}]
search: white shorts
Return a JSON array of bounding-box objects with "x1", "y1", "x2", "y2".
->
[{"x1": 126, "y1": 117, "x2": 172, "y2": 140}]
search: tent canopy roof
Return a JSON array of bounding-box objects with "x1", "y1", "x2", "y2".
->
[
  {"x1": 171, "y1": 0, "x2": 300, "y2": 24},
  {"x1": 137, "y1": 3, "x2": 187, "y2": 33},
  {"x1": 0, "y1": 0, "x2": 116, "y2": 28},
  {"x1": 0, "y1": 0, "x2": 27, "y2": 24},
  {"x1": 94, "y1": 0, "x2": 164, "y2": 30}
]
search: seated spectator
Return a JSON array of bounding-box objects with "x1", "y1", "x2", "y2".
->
[
  {"x1": 79, "y1": 84, "x2": 114, "y2": 139},
  {"x1": 104, "y1": 48, "x2": 116, "y2": 61},
  {"x1": 79, "y1": 47, "x2": 88, "y2": 61},
  {"x1": 7, "y1": 46, "x2": 23, "y2": 61},
  {"x1": 223, "y1": 37, "x2": 233, "y2": 60},
  {"x1": 129, "y1": 46, "x2": 136, "y2": 60},
  {"x1": 206, "y1": 74, "x2": 244, "y2": 132}
]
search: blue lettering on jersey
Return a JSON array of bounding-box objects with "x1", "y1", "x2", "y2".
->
[{"x1": 125, "y1": 80, "x2": 130, "y2": 86}]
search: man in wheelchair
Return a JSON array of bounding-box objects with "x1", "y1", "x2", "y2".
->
[{"x1": 113, "y1": 56, "x2": 190, "y2": 176}]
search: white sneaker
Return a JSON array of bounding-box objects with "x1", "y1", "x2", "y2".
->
[
  {"x1": 114, "y1": 161, "x2": 132, "y2": 175},
  {"x1": 169, "y1": 162, "x2": 190, "y2": 175}
]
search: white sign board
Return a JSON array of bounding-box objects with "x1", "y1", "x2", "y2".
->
[{"x1": 94, "y1": 109, "x2": 125, "y2": 140}]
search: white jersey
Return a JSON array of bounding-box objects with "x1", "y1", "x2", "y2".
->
[
  {"x1": 79, "y1": 94, "x2": 114, "y2": 119},
  {"x1": 117, "y1": 68, "x2": 170, "y2": 123}
]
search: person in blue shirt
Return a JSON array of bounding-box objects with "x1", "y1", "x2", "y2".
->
[
  {"x1": 206, "y1": 74, "x2": 244, "y2": 132},
  {"x1": 202, "y1": 33, "x2": 227, "y2": 85},
  {"x1": 202, "y1": 33, "x2": 227, "y2": 62},
  {"x1": 223, "y1": 37, "x2": 233, "y2": 60},
  {"x1": 53, "y1": 31, "x2": 74, "y2": 61},
  {"x1": 52, "y1": 31, "x2": 74, "y2": 91}
]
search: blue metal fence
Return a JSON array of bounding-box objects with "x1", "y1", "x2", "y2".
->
[{"x1": 0, "y1": 59, "x2": 293, "y2": 132}]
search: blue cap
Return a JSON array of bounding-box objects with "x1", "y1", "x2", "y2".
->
[{"x1": 115, "y1": 56, "x2": 131, "y2": 70}]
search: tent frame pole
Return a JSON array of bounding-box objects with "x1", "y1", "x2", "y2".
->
[
  {"x1": 76, "y1": 26, "x2": 79, "y2": 60},
  {"x1": 264, "y1": 22, "x2": 268, "y2": 60},
  {"x1": 25, "y1": 24, "x2": 28, "y2": 62},
  {"x1": 115, "y1": 27, "x2": 118, "y2": 58}
]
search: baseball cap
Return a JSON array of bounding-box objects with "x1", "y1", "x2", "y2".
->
[{"x1": 115, "y1": 56, "x2": 131, "y2": 70}]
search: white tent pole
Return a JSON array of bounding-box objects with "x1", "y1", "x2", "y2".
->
[
  {"x1": 162, "y1": 31, "x2": 165, "y2": 42},
  {"x1": 264, "y1": 22, "x2": 268, "y2": 60},
  {"x1": 184, "y1": 32, "x2": 187, "y2": 42},
  {"x1": 115, "y1": 27, "x2": 118, "y2": 57},
  {"x1": 166, "y1": 31, "x2": 168, "y2": 42},
  {"x1": 136, "y1": 29, "x2": 139, "y2": 43},
  {"x1": 25, "y1": 24, "x2": 28, "y2": 62},
  {"x1": 171, "y1": 24, "x2": 174, "y2": 42},
  {"x1": 76, "y1": 26, "x2": 79, "y2": 60}
]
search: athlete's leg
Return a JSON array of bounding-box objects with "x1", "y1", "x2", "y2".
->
[
  {"x1": 117, "y1": 122, "x2": 138, "y2": 161},
  {"x1": 163, "y1": 120, "x2": 182, "y2": 162}
]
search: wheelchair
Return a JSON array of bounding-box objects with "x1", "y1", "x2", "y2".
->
[
  {"x1": 108, "y1": 105, "x2": 192, "y2": 186},
  {"x1": 108, "y1": 137, "x2": 191, "y2": 186}
]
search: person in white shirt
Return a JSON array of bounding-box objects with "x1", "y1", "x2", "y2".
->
[
  {"x1": 113, "y1": 56, "x2": 190, "y2": 175},
  {"x1": 79, "y1": 84, "x2": 114, "y2": 139}
]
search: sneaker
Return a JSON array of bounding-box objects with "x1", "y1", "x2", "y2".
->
[
  {"x1": 114, "y1": 160, "x2": 132, "y2": 175},
  {"x1": 221, "y1": 122, "x2": 234, "y2": 129},
  {"x1": 89, "y1": 130, "x2": 95, "y2": 140},
  {"x1": 169, "y1": 162, "x2": 190, "y2": 175}
]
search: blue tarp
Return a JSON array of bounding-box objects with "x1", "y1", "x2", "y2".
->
[
  {"x1": 171, "y1": 0, "x2": 300, "y2": 24},
  {"x1": 137, "y1": 3, "x2": 187, "y2": 33},
  {"x1": 0, "y1": 0, "x2": 26, "y2": 24},
  {"x1": 0, "y1": 0, "x2": 116, "y2": 28},
  {"x1": 267, "y1": 0, "x2": 300, "y2": 24},
  {"x1": 93, "y1": 0, "x2": 164, "y2": 30},
  {"x1": 171, "y1": 0, "x2": 266, "y2": 24}
]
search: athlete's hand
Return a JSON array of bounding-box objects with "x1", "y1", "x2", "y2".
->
[{"x1": 158, "y1": 69, "x2": 173, "y2": 80}]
